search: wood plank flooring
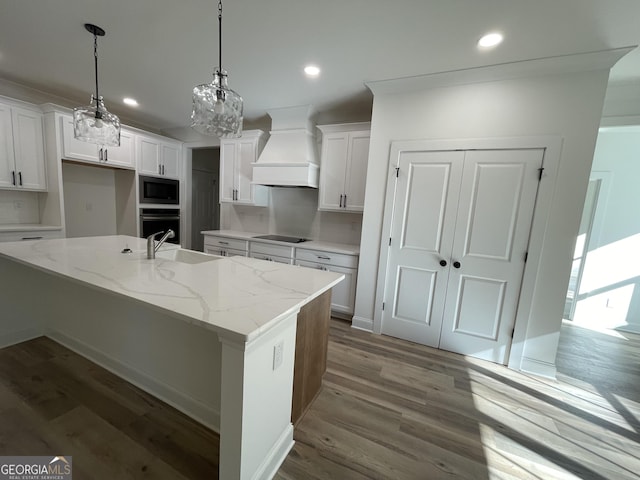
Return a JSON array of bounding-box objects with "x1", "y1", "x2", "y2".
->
[
  {"x1": 276, "y1": 320, "x2": 640, "y2": 480},
  {"x1": 0, "y1": 320, "x2": 638, "y2": 479}
]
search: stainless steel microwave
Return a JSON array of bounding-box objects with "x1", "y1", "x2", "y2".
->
[{"x1": 139, "y1": 175, "x2": 179, "y2": 205}]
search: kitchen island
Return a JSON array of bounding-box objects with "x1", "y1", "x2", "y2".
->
[{"x1": 0, "y1": 235, "x2": 343, "y2": 480}]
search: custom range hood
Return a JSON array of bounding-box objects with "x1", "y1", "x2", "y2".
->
[{"x1": 252, "y1": 105, "x2": 319, "y2": 188}]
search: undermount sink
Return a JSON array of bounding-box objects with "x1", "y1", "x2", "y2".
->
[{"x1": 155, "y1": 248, "x2": 220, "y2": 264}]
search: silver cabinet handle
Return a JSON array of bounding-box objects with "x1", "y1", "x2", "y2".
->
[
  {"x1": 317, "y1": 255, "x2": 331, "y2": 260},
  {"x1": 218, "y1": 241, "x2": 229, "y2": 245},
  {"x1": 98, "y1": 148, "x2": 103, "y2": 161},
  {"x1": 21, "y1": 236, "x2": 43, "y2": 240},
  {"x1": 343, "y1": 194, "x2": 347, "y2": 208},
  {"x1": 104, "y1": 148, "x2": 108, "y2": 162},
  {"x1": 11, "y1": 171, "x2": 16, "y2": 186},
  {"x1": 339, "y1": 194, "x2": 344, "y2": 208},
  {"x1": 18, "y1": 171, "x2": 22, "y2": 186},
  {"x1": 158, "y1": 165, "x2": 162, "y2": 175},
  {"x1": 162, "y1": 164, "x2": 165, "y2": 175}
]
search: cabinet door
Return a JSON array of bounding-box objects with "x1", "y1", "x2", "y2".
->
[
  {"x1": 161, "y1": 143, "x2": 180, "y2": 179},
  {"x1": 61, "y1": 115, "x2": 100, "y2": 163},
  {"x1": 138, "y1": 136, "x2": 161, "y2": 175},
  {"x1": 343, "y1": 131, "x2": 370, "y2": 212},
  {"x1": 236, "y1": 139, "x2": 256, "y2": 204},
  {"x1": 11, "y1": 107, "x2": 46, "y2": 190},
  {"x1": 0, "y1": 104, "x2": 16, "y2": 189},
  {"x1": 219, "y1": 141, "x2": 237, "y2": 202},
  {"x1": 103, "y1": 130, "x2": 134, "y2": 169},
  {"x1": 319, "y1": 133, "x2": 348, "y2": 211}
]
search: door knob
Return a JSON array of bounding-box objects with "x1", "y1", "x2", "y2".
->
[
  {"x1": 453, "y1": 261, "x2": 461, "y2": 269},
  {"x1": 439, "y1": 259, "x2": 447, "y2": 267}
]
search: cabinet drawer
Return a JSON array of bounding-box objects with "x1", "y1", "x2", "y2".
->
[
  {"x1": 295, "y1": 248, "x2": 358, "y2": 268},
  {"x1": 204, "y1": 246, "x2": 247, "y2": 257},
  {"x1": 251, "y1": 252, "x2": 293, "y2": 264},
  {"x1": 250, "y1": 241, "x2": 294, "y2": 259},
  {"x1": 0, "y1": 229, "x2": 63, "y2": 243},
  {"x1": 204, "y1": 235, "x2": 248, "y2": 252}
]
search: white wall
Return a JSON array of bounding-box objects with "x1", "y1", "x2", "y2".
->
[
  {"x1": 221, "y1": 187, "x2": 363, "y2": 245},
  {"x1": 62, "y1": 162, "x2": 117, "y2": 237},
  {"x1": 573, "y1": 127, "x2": 640, "y2": 333},
  {"x1": 0, "y1": 190, "x2": 40, "y2": 224},
  {"x1": 355, "y1": 65, "x2": 614, "y2": 375}
]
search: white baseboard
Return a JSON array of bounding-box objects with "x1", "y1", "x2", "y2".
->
[
  {"x1": 520, "y1": 356, "x2": 557, "y2": 379},
  {"x1": 0, "y1": 326, "x2": 42, "y2": 349},
  {"x1": 351, "y1": 315, "x2": 373, "y2": 332},
  {"x1": 46, "y1": 329, "x2": 221, "y2": 432},
  {"x1": 255, "y1": 424, "x2": 294, "y2": 480}
]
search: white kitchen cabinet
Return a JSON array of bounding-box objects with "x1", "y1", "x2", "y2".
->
[
  {"x1": 0, "y1": 103, "x2": 47, "y2": 191},
  {"x1": 295, "y1": 248, "x2": 358, "y2": 316},
  {"x1": 249, "y1": 241, "x2": 294, "y2": 264},
  {"x1": 317, "y1": 123, "x2": 370, "y2": 213},
  {"x1": 137, "y1": 135, "x2": 182, "y2": 179},
  {"x1": 203, "y1": 234, "x2": 248, "y2": 257},
  {"x1": 220, "y1": 130, "x2": 269, "y2": 206},
  {"x1": 60, "y1": 115, "x2": 135, "y2": 169}
]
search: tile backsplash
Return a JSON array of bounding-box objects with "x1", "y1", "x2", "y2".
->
[{"x1": 221, "y1": 187, "x2": 362, "y2": 245}]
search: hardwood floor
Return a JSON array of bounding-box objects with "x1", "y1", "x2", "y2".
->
[
  {"x1": 0, "y1": 320, "x2": 638, "y2": 479},
  {"x1": 276, "y1": 320, "x2": 640, "y2": 480}
]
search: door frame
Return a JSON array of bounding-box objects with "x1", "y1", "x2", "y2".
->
[
  {"x1": 373, "y1": 136, "x2": 563, "y2": 369},
  {"x1": 182, "y1": 139, "x2": 221, "y2": 249}
]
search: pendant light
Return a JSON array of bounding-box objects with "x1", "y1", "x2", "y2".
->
[
  {"x1": 191, "y1": 0, "x2": 243, "y2": 138},
  {"x1": 73, "y1": 23, "x2": 121, "y2": 147}
]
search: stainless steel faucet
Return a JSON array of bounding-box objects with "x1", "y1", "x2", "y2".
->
[{"x1": 147, "y1": 229, "x2": 175, "y2": 259}]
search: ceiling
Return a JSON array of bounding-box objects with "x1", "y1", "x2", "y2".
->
[{"x1": 1, "y1": 0, "x2": 639, "y2": 138}]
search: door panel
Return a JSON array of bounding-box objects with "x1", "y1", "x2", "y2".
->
[
  {"x1": 402, "y1": 160, "x2": 453, "y2": 253},
  {"x1": 439, "y1": 149, "x2": 543, "y2": 363},
  {"x1": 452, "y1": 275, "x2": 506, "y2": 339},
  {"x1": 382, "y1": 150, "x2": 464, "y2": 347},
  {"x1": 393, "y1": 266, "x2": 437, "y2": 325}
]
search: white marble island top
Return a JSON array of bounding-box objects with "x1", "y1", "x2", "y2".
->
[{"x1": 0, "y1": 235, "x2": 343, "y2": 343}]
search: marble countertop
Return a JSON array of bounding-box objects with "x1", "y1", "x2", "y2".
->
[
  {"x1": 0, "y1": 235, "x2": 343, "y2": 342},
  {"x1": 202, "y1": 230, "x2": 360, "y2": 256}
]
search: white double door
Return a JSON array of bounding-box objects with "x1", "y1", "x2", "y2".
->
[{"x1": 382, "y1": 148, "x2": 543, "y2": 363}]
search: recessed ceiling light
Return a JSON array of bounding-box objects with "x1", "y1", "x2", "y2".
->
[
  {"x1": 304, "y1": 65, "x2": 320, "y2": 77},
  {"x1": 478, "y1": 32, "x2": 503, "y2": 49},
  {"x1": 123, "y1": 97, "x2": 139, "y2": 107}
]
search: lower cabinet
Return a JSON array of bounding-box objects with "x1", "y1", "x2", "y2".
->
[
  {"x1": 295, "y1": 248, "x2": 358, "y2": 316},
  {"x1": 203, "y1": 235, "x2": 248, "y2": 257}
]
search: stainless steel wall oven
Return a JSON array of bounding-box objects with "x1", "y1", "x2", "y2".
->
[{"x1": 139, "y1": 208, "x2": 180, "y2": 244}]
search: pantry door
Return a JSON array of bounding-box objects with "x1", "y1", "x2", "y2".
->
[
  {"x1": 438, "y1": 149, "x2": 543, "y2": 363},
  {"x1": 381, "y1": 148, "x2": 542, "y2": 363},
  {"x1": 381, "y1": 150, "x2": 465, "y2": 347}
]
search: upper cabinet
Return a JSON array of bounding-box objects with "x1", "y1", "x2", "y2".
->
[
  {"x1": 60, "y1": 115, "x2": 134, "y2": 169},
  {"x1": 317, "y1": 122, "x2": 370, "y2": 213},
  {"x1": 220, "y1": 130, "x2": 269, "y2": 206},
  {"x1": 137, "y1": 135, "x2": 182, "y2": 179},
  {"x1": 0, "y1": 102, "x2": 47, "y2": 191}
]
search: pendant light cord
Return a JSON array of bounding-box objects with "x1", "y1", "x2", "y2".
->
[
  {"x1": 93, "y1": 32, "x2": 100, "y2": 101},
  {"x1": 218, "y1": 0, "x2": 223, "y2": 72}
]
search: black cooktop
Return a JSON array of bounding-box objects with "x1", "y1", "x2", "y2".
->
[{"x1": 252, "y1": 234, "x2": 307, "y2": 243}]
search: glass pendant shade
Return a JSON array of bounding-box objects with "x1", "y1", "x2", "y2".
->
[
  {"x1": 73, "y1": 23, "x2": 121, "y2": 147},
  {"x1": 73, "y1": 95, "x2": 121, "y2": 146},
  {"x1": 191, "y1": 69, "x2": 243, "y2": 138}
]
